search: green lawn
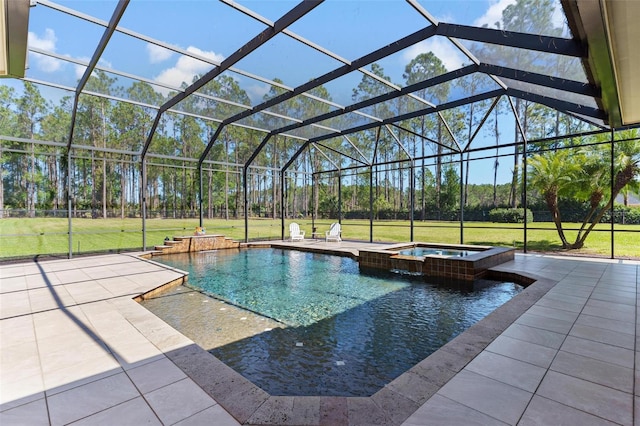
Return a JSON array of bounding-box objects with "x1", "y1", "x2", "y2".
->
[{"x1": 1, "y1": 217, "x2": 638, "y2": 259}]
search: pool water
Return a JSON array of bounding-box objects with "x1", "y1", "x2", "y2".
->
[
  {"x1": 398, "y1": 247, "x2": 474, "y2": 257},
  {"x1": 150, "y1": 248, "x2": 522, "y2": 396}
]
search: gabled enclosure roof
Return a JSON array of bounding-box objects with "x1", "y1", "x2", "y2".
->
[{"x1": 4, "y1": 0, "x2": 640, "y2": 170}]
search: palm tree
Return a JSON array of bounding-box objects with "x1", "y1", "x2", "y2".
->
[
  {"x1": 571, "y1": 138, "x2": 640, "y2": 248},
  {"x1": 529, "y1": 133, "x2": 640, "y2": 250},
  {"x1": 528, "y1": 149, "x2": 582, "y2": 247}
]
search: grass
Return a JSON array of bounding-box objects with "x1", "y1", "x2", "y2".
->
[{"x1": 1, "y1": 217, "x2": 638, "y2": 259}]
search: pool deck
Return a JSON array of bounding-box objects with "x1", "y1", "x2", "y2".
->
[{"x1": 0, "y1": 240, "x2": 638, "y2": 425}]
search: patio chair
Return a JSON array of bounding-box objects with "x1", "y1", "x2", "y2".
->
[
  {"x1": 289, "y1": 222, "x2": 305, "y2": 241},
  {"x1": 325, "y1": 222, "x2": 342, "y2": 242}
]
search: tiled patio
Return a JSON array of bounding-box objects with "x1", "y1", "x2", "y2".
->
[{"x1": 0, "y1": 245, "x2": 638, "y2": 425}]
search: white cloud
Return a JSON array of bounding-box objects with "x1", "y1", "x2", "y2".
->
[
  {"x1": 474, "y1": 0, "x2": 566, "y2": 32},
  {"x1": 28, "y1": 29, "x2": 62, "y2": 72},
  {"x1": 74, "y1": 62, "x2": 86, "y2": 80},
  {"x1": 402, "y1": 38, "x2": 467, "y2": 72},
  {"x1": 153, "y1": 46, "x2": 224, "y2": 91},
  {"x1": 473, "y1": 0, "x2": 516, "y2": 28},
  {"x1": 246, "y1": 83, "x2": 270, "y2": 104},
  {"x1": 73, "y1": 57, "x2": 112, "y2": 80},
  {"x1": 551, "y1": 4, "x2": 566, "y2": 31},
  {"x1": 146, "y1": 43, "x2": 173, "y2": 64}
]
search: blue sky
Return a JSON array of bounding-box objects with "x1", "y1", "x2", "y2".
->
[
  {"x1": 24, "y1": 0, "x2": 564, "y2": 103},
  {"x1": 12, "y1": 0, "x2": 573, "y2": 184}
]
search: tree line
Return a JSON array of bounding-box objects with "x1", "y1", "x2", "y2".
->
[{"x1": 2, "y1": 0, "x2": 637, "y2": 255}]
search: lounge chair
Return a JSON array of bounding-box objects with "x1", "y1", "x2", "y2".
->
[
  {"x1": 325, "y1": 222, "x2": 342, "y2": 242},
  {"x1": 289, "y1": 222, "x2": 305, "y2": 241}
]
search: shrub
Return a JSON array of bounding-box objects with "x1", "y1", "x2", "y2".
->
[
  {"x1": 602, "y1": 205, "x2": 640, "y2": 225},
  {"x1": 488, "y1": 208, "x2": 534, "y2": 223}
]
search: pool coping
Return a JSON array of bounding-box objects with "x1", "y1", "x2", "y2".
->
[{"x1": 142, "y1": 243, "x2": 551, "y2": 425}]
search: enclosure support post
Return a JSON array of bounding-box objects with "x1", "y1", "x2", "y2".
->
[
  {"x1": 369, "y1": 165, "x2": 374, "y2": 243},
  {"x1": 509, "y1": 96, "x2": 528, "y2": 253},
  {"x1": 610, "y1": 127, "x2": 615, "y2": 259},
  {"x1": 311, "y1": 173, "x2": 316, "y2": 235},
  {"x1": 460, "y1": 153, "x2": 464, "y2": 244},
  {"x1": 141, "y1": 157, "x2": 147, "y2": 251},
  {"x1": 198, "y1": 163, "x2": 203, "y2": 228},
  {"x1": 280, "y1": 171, "x2": 285, "y2": 240},
  {"x1": 67, "y1": 150, "x2": 73, "y2": 259},
  {"x1": 338, "y1": 169, "x2": 342, "y2": 225},
  {"x1": 243, "y1": 166, "x2": 249, "y2": 243},
  {"x1": 522, "y1": 137, "x2": 528, "y2": 253},
  {"x1": 410, "y1": 160, "x2": 415, "y2": 242}
]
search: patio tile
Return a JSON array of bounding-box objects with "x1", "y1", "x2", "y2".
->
[
  {"x1": 590, "y1": 290, "x2": 637, "y2": 305},
  {"x1": 0, "y1": 397, "x2": 49, "y2": 426},
  {"x1": 438, "y1": 370, "x2": 532, "y2": 424},
  {"x1": 526, "y1": 305, "x2": 580, "y2": 323},
  {"x1": 83, "y1": 266, "x2": 122, "y2": 280},
  {"x1": 0, "y1": 264, "x2": 26, "y2": 278},
  {"x1": 144, "y1": 378, "x2": 215, "y2": 425},
  {"x1": 71, "y1": 396, "x2": 161, "y2": 426},
  {"x1": 575, "y1": 314, "x2": 635, "y2": 335},
  {"x1": 595, "y1": 276, "x2": 636, "y2": 287},
  {"x1": 0, "y1": 373, "x2": 45, "y2": 407},
  {"x1": 569, "y1": 323, "x2": 634, "y2": 350},
  {"x1": 110, "y1": 340, "x2": 164, "y2": 370},
  {"x1": 582, "y1": 301, "x2": 635, "y2": 322},
  {"x1": 547, "y1": 285, "x2": 593, "y2": 298},
  {"x1": 28, "y1": 286, "x2": 75, "y2": 313},
  {"x1": 126, "y1": 270, "x2": 183, "y2": 289},
  {"x1": 126, "y1": 356, "x2": 186, "y2": 394},
  {"x1": 0, "y1": 291, "x2": 31, "y2": 319},
  {"x1": 64, "y1": 281, "x2": 114, "y2": 304},
  {"x1": 560, "y1": 335, "x2": 634, "y2": 368},
  {"x1": 53, "y1": 268, "x2": 92, "y2": 284},
  {"x1": 592, "y1": 285, "x2": 636, "y2": 297},
  {"x1": 519, "y1": 395, "x2": 618, "y2": 426},
  {"x1": 485, "y1": 335, "x2": 558, "y2": 368},
  {"x1": 501, "y1": 323, "x2": 565, "y2": 349},
  {"x1": 464, "y1": 351, "x2": 546, "y2": 392},
  {"x1": 0, "y1": 340, "x2": 42, "y2": 383},
  {"x1": 98, "y1": 276, "x2": 139, "y2": 297},
  {"x1": 535, "y1": 296, "x2": 585, "y2": 313},
  {"x1": 0, "y1": 315, "x2": 35, "y2": 348},
  {"x1": 47, "y1": 372, "x2": 139, "y2": 426},
  {"x1": 550, "y1": 350, "x2": 633, "y2": 393},
  {"x1": 38, "y1": 337, "x2": 111, "y2": 375},
  {"x1": 402, "y1": 394, "x2": 508, "y2": 426},
  {"x1": 537, "y1": 371, "x2": 632, "y2": 425},
  {"x1": 515, "y1": 312, "x2": 574, "y2": 334},
  {"x1": 173, "y1": 404, "x2": 240, "y2": 426},
  {"x1": 25, "y1": 273, "x2": 62, "y2": 289},
  {"x1": 31, "y1": 306, "x2": 92, "y2": 335},
  {"x1": 0, "y1": 276, "x2": 27, "y2": 293},
  {"x1": 540, "y1": 291, "x2": 588, "y2": 305},
  {"x1": 42, "y1": 355, "x2": 121, "y2": 394}
]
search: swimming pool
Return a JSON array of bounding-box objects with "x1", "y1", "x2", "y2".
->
[{"x1": 147, "y1": 248, "x2": 522, "y2": 396}]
